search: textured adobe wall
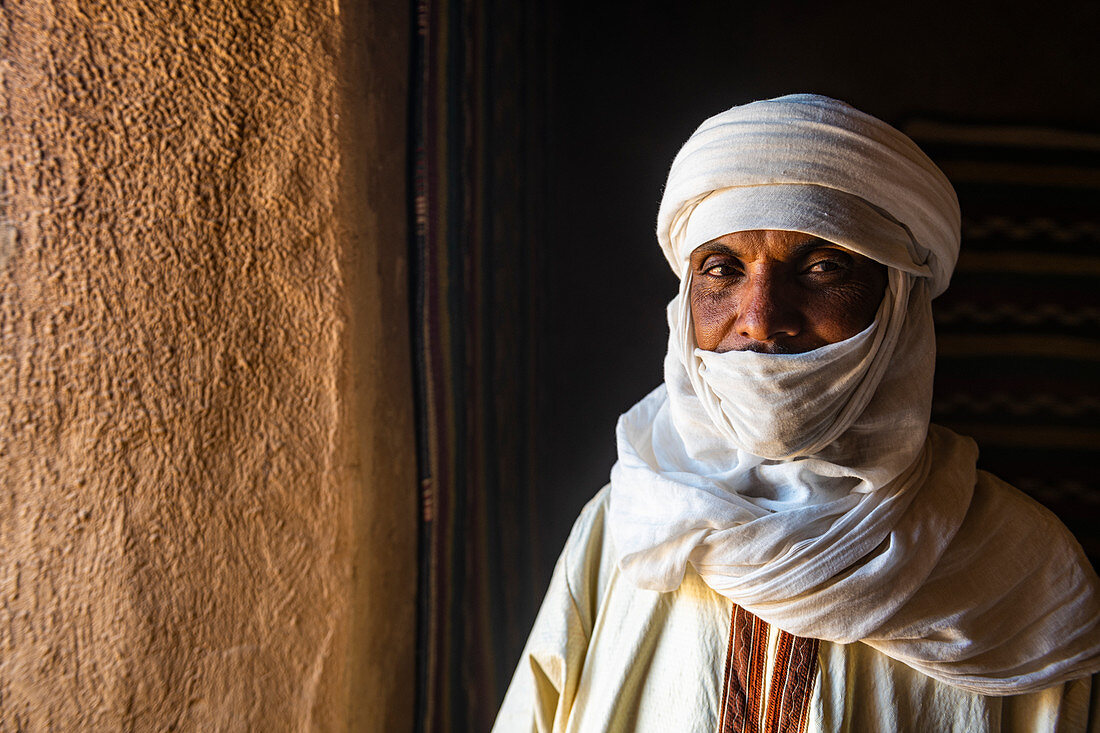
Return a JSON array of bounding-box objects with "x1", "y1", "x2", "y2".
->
[{"x1": 0, "y1": 1, "x2": 414, "y2": 730}]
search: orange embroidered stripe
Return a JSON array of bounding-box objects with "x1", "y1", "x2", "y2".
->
[
  {"x1": 746, "y1": 613, "x2": 769, "y2": 733},
  {"x1": 764, "y1": 629, "x2": 795, "y2": 731},
  {"x1": 721, "y1": 605, "x2": 770, "y2": 733},
  {"x1": 720, "y1": 605, "x2": 819, "y2": 733},
  {"x1": 776, "y1": 635, "x2": 819, "y2": 733},
  {"x1": 763, "y1": 630, "x2": 819, "y2": 733}
]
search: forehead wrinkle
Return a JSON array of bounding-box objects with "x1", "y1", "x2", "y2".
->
[
  {"x1": 691, "y1": 232, "x2": 847, "y2": 262},
  {"x1": 691, "y1": 240, "x2": 738, "y2": 260},
  {"x1": 784, "y1": 236, "x2": 853, "y2": 259}
]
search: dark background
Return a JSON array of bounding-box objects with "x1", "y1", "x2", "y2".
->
[{"x1": 411, "y1": 2, "x2": 1100, "y2": 729}]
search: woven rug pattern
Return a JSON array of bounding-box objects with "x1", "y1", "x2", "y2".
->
[{"x1": 907, "y1": 120, "x2": 1100, "y2": 568}]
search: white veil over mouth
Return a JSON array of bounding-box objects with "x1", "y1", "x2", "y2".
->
[{"x1": 607, "y1": 94, "x2": 1100, "y2": 695}]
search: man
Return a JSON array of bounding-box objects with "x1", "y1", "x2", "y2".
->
[{"x1": 493, "y1": 95, "x2": 1100, "y2": 731}]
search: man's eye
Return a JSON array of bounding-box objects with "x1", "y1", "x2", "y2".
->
[
  {"x1": 704, "y1": 263, "x2": 737, "y2": 277},
  {"x1": 806, "y1": 259, "x2": 843, "y2": 274}
]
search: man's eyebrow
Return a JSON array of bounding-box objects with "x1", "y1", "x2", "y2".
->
[
  {"x1": 786, "y1": 237, "x2": 848, "y2": 258},
  {"x1": 692, "y1": 235, "x2": 845, "y2": 261},
  {"x1": 692, "y1": 241, "x2": 739, "y2": 259}
]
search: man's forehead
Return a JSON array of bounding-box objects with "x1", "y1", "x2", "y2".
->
[{"x1": 689, "y1": 230, "x2": 853, "y2": 262}]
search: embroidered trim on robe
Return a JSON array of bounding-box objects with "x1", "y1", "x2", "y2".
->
[{"x1": 721, "y1": 604, "x2": 819, "y2": 733}]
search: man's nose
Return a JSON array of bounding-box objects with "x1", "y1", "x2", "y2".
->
[{"x1": 734, "y1": 275, "x2": 801, "y2": 344}]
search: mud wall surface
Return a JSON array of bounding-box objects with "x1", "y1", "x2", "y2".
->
[{"x1": 1, "y1": 0, "x2": 414, "y2": 729}]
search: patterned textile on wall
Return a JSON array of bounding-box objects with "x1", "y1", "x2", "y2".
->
[
  {"x1": 905, "y1": 120, "x2": 1100, "y2": 568},
  {"x1": 411, "y1": 0, "x2": 548, "y2": 730}
]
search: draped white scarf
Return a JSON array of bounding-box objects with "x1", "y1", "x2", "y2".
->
[{"x1": 607, "y1": 94, "x2": 1100, "y2": 695}]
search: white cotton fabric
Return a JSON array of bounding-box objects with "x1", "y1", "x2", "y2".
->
[
  {"x1": 607, "y1": 94, "x2": 1100, "y2": 694},
  {"x1": 494, "y1": 488, "x2": 1100, "y2": 732}
]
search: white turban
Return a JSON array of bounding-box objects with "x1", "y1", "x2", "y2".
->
[
  {"x1": 656, "y1": 94, "x2": 960, "y2": 295},
  {"x1": 607, "y1": 94, "x2": 1100, "y2": 695}
]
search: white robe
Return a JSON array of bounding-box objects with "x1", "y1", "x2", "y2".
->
[{"x1": 493, "y1": 486, "x2": 1100, "y2": 733}]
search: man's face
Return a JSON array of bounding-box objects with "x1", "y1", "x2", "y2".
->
[{"x1": 689, "y1": 230, "x2": 887, "y2": 354}]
